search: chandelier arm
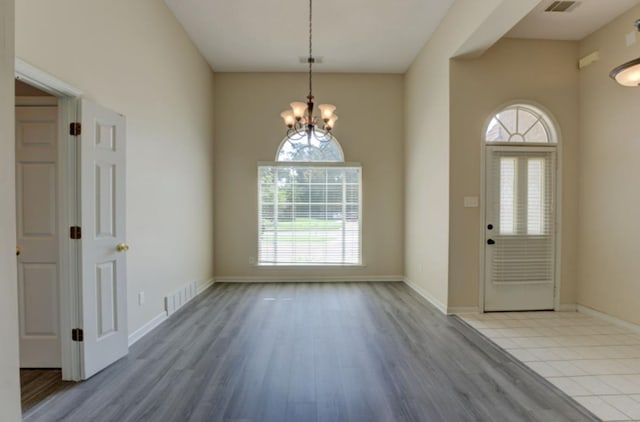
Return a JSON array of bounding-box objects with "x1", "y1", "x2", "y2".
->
[
  {"x1": 285, "y1": 127, "x2": 335, "y2": 152},
  {"x1": 310, "y1": 126, "x2": 335, "y2": 143},
  {"x1": 287, "y1": 127, "x2": 310, "y2": 142}
]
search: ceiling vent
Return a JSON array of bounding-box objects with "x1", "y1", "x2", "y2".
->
[{"x1": 545, "y1": 1, "x2": 579, "y2": 12}]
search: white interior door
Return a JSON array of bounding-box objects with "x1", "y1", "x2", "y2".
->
[
  {"x1": 15, "y1": 105, "x2": 61, "y2": 367},
  {"x1": 79, "y1": 98, "x2": 128, "y2": 379},
  {"x1": 484, "y1": 147, "x2": 556, "y2": 311}
]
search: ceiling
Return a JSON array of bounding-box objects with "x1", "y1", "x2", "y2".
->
[
  {"x1": 164, "y1": 0, "x2": 640, "y2": 74},
  {"x1": 163, "y1": 0, "x2": 455, "y2": 73},
  {"x1": 507, "y1": 0, "x2": 640, "y2": 40}
]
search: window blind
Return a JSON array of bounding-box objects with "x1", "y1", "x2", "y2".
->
[
  {"x1": 258, "y1": 164, "x2": 361, "y2": 265},
  {"x1": 490, "y1": 151, "x2": 555, "y2": 284}
]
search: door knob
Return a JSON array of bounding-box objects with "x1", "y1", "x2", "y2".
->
[
  {"x1": 116, "y1": 243, "x2": 130, "y2": 252},
  {"x1": 16, "y1": 246, "x2": 22, "y2": 256},
  {"x1": 487, "y1": 239, "x2": 495, "y2": 245}
]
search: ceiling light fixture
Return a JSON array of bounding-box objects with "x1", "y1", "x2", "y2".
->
[
  {"x1": 610, "y1": 19, "x2": 640, "y2": 87},
  {"x1": 280, "y1": 0, "x2": 337, "y2": 142}
]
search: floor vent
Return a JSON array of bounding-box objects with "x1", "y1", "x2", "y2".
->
[
  {"x1": 544, "y1": 1, "x2": 578, "y2": 12},
  {"x1": 164, "y1": 281, "x2": 197, "y2": 316}
]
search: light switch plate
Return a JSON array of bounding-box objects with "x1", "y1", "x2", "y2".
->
[{"x1": 464, "y1": 196, "x2": 479, "y2": 208}]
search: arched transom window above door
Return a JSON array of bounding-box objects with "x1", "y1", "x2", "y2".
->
[{"x1": 485, "y1": 104, "x2": 557, "y2": 144}]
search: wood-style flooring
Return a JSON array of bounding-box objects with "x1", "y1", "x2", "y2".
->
[
  {"x1": 23, "y1": 282, "x2": 598, "y2": 421},
  {"x1": 20, "y1": 369, "x2": 73, "y2": 413}
]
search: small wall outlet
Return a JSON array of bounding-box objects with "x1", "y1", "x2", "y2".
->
[
  {"x1": 138, "y1": 291, "x2": 145, "y2": 306},
  {"x1": 249, "y1": 256, "x2": 256, "y2": 265}
]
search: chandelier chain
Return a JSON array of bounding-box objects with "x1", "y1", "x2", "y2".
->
[
  {"x1": 281, "y1": 0, "x2": 336, "y2": 143},
  {"x1": 308, "y1": 0, "x2": 313, "y2": 99}
]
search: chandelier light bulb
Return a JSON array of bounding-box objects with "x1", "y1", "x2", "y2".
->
[
  {"x1": 281, "y1": 111, "x2": 295, "y2": 128},
  {"x1": 290, "y1": 102, "x2": 307, "y2": 120},
  {"x1": 318, "y1": 104, "x2": 336, "y2": 121},
  {"x1": 326, "y1": 114, "x2": 338, "y2": 129}
]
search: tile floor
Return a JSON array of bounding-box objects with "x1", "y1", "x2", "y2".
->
[{"x1": 458, "y1": 311, "x2": 640, "y2": 421}]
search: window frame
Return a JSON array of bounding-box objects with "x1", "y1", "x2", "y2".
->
[{"x1": 256, "y1": 160, "x2": 364, "y2": 267}]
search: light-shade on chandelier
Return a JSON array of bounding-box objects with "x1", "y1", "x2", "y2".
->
[
  {"x1": 610, "y1": 19, "x2": 640, "y2": 87},
  {"x1": 280, "y1": 0, "x2": 337, "y2": 142}
]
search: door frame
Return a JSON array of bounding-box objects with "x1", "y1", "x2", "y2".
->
[
  {"x1": 478, "y1": 101, "x2": 563, "y2": 313},
  {"x1": 15, "y1": 58, "x2": 84, "y2": 380}
]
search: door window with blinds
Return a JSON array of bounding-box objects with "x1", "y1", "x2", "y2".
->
[
  {"x1": 484, "y1": 103, "x2": 558, "y2": 311},
  {"x1": 258, "y1": 134, "x2": 361, "y2": 265}
]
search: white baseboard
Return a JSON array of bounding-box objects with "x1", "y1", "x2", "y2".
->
[
  {"x1": 128, "y1": 312, "x2": 167, "y2": 347},
  {"x1": 558, "y1": 303, "x2": 577, "y2": 312},
  {"x1": 197, "y1": 278, "x2": 215, "y2": 295},
  {"x1": 577, "y1": 304, "x2": 640, "y2": 336},
  {"x1": 214, "y1": 275, "x2": 404, "y2": 283},
  {"x1": 448, "y1": 306, "x2": 479, "y2": 314},
  {"x1": 403, "y1": 278, "x2": 448, "y2": 315},
  {"x1": 128, "y1": 278, "x2": 215, "y2": 347}
]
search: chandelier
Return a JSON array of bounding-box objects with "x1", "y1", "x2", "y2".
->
[
  {"x1": 280, "y1": 0, "x2": 337, "y2": 142},
  {"x1": 610, "y1": 19, "x2": 640, "y2": 86}
]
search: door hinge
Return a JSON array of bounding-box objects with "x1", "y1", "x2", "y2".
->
[
  {"x1": 72, "y1": 328, "x2": 84, "y2": 342},
  {"x1": 70, "y1": 122, "x2": 81, "y2": 136},
  {"x1": 70, "y1": 226, "x2": 82, "y2": 240}
]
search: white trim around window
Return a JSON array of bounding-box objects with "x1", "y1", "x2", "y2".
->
[{"x1": 257, "y1": 161, "x2": 362, "y2": 266}]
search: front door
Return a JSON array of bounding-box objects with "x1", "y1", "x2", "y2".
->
[
  {"x1": 15, "y1": 105, "x2": 61, "y2": 367},
  {"x1": 79, "y1": 98, "x2": 128, "y2": 379},
  {"x1": 484, "y1": 147, "x2": 556, "y2": 311}
]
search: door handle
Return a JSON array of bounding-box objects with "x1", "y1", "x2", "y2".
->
[
  {"x1": 487, "y1": 239, "x2": 495, "y2": 245},
  {"x1": 16, "y1": 246, "x2": 22, "y2": 256},
  {"x1": 116, "y1": 243, "x2": 130, "y2": 252}
]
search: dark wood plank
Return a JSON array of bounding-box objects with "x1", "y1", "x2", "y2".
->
[
  {"x1": 20, "y1": 369, "x2": 74, "y2": 414},
  {"x1": 23, "y1": 282, "x2": 599, "y2": 422}
]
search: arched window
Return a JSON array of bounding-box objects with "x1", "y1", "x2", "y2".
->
[
  {"x1": 485, "y1": 104, "x2": 557, "y2": 143},
  {"x1": 276, "y1": 133, "x2": 344, "y2": 162},
  {"x1": 258, "y1": 134, "x2": 361, "y2": 266}
]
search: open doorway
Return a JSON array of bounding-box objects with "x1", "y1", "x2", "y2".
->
[
  {"x1": 14, "y1": 79, "x2": 73, "y2": 412},
  {"x1": 15, "y1": 79, "x2": 61, "y2": 367},
  {"x1": 14, "y1": 61, "x2": 130, "y2": 415}
]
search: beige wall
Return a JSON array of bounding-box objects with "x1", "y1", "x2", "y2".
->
[
  {"x1": 449, "y1": 38, "x2": 580, "y2": 309},
  {"x1": 0, "y1": 0, "x2": 22, "y2": 418},
  {"x1": 214, "y1": 73, "x2": 404, "y2": 279},
  {"x1": 15, "y1": 0, "x2": 216, "y2": 333},
  {"x1": 578, "y1": 5, "x2": 640, "y2": 325},
  {"x1": 404, "y1": 0, "x2": 538, "y2": 309}
]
